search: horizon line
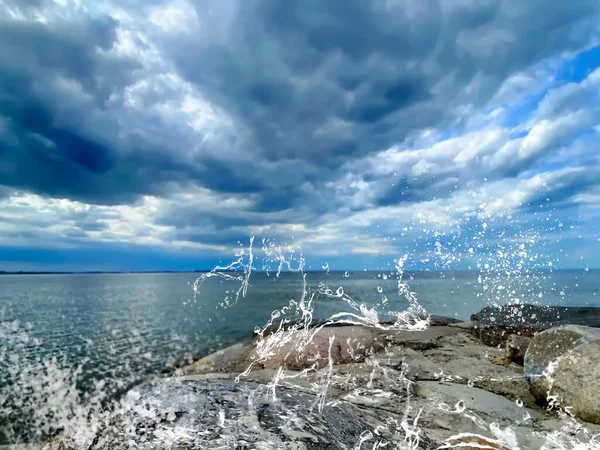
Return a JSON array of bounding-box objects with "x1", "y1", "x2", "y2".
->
[{"x1": 0, "y1": 268, "x2": 595, "y2": 275}]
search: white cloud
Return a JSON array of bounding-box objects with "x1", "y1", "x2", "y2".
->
[
  {"x1": 148, "y1": 0, "x2": 199, "y2": 34},
  {"x1": 1, "y1": 0, "x2": 599, "y2": 269}
]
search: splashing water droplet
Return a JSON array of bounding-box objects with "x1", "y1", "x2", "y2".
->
[
  {"x1": 377, "y1": 286, "x2": 383, "y2": 293},
  {"x1": 516, "y1": 399, "x2": 523, "y2": 407},
  {"x1": 344, "y1": 271, "x2": 349, "y2": 277}
]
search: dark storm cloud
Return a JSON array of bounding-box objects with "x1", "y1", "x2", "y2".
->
[
  {"x1": 168, "y1": 0, "x2": 599, "y2": 168},
  {"x1": 0, "y1": 0, "x2": 599, "y2": 227},
  {"x1": 0, "y1": 13, "x2": 135, "y2": 203},
  {"x1": 374, "y1": 175, "x2": 461, "y2": 207},
  {"x1": 0, "y1": 10, "x2": 227, "y2": 205}
]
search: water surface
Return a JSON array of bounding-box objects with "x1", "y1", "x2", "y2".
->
[{"x1": 1, "y1": 270, "x2": 597, "y2": 385}]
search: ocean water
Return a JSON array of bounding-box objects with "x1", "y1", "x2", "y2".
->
[
  {"x1": 1, "y1": 270, "x2": 599, "y2": 378},
  {"x1": 0, "y1": 269, "x2": 599, "y2": 444}
]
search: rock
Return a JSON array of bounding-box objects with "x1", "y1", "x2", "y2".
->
[
  {"x1": 43, "y1": 322, "x2": 600, "y2": 449},
  {"x1": 382, "y1": 315, "x2": 461, "y2": 327},
  {"x1": 182, "y1": 342, "x2": 253, "y2": 375},
  {"x1": 524, "y1": 325, "x2": 600, "y2": 424},
  {"x1": 161, "y1": 353, "x2": 204, "y2": 374},
  {"x1": 505, "y1": 334, "x2": 531, "y2": 365},
  {"x1": 249, "y1": 325, "x2": 386, "y2": 370},
  {"x1": 471, "y1": 303, "x2": 600, "y2": 329},
  {"x1": 414, "y1": 381, "x2": 544, "y2": 444},
  {"x1": 447, "y1": 321, "x2": 475, "y2": 329},
  {"x1": 470, "y1": 303, "x2": 600, "y2": 349},
  {"x1": 370, "y1": 331, "x2": 539, "y2": 410},
  {"x1": 253, "y1": 315, "x2": 461, "y2": 342},
  {"x1": 382, "y1": 326, "x2": 462, "y2": 351},
  {"x1": 420, "y1": 333, "x2": 538, "y2": 409},
  {"x1": 84, "y1": 378, "x2": 440, "y2": 450},
  {"x1": 469, "y1": 324, "x2": 540, "y2": 348},
  {"x1": 374, "y1": 346, "x2": 440, "y2": 379},
  {"x1": 439, "y1": 434, "x2": 512, "y2": 450},
  {"x1": 424, "y1": 315, "x2": 462, "y2": 326}
]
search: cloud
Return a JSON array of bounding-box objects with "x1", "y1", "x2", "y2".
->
[{"x1": 0, "y1": 0, "x2": 599, "y2": 270}]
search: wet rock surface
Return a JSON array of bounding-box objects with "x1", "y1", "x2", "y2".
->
[
  {"x1": 85, "y1": 378, "x2": 438, "y2": 450},
  {"x1": 43, "y1": 314, "x2": 600, "y2": 449},
  {"x1": 524, "y1": 325, "x2": 600, "y2": 424},
  {"x1": 503, "y1": 334, "x2": 532, "y2": 366},
  {"x1": 170, "y1": 322, "x2": 600, "y2": 448}
]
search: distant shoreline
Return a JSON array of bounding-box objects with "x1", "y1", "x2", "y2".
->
[
  {"x1": 0, "y1": 270, "x2": 209, "y2": 275},
  {"x1": 0, "y1": 268, "x2": 594, "y2": 275}
]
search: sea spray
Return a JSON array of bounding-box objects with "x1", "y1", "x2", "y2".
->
[
  {"x1": 0, "y1": 235, "x2": 598, "y2": 448},
  {"x1": 188, "y1": 236, "x2": 600, "y2": 450}
]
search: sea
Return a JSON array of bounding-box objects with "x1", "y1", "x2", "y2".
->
[{"x1": 0, "y1": 269, "x2": 599, "y2": 444}]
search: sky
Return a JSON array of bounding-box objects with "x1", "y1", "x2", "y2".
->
[{"x1": 0, "y1": 0, "x2": 599, "y2": 272}]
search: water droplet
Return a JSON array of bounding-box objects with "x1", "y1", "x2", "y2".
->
[
  {"x1": 377, "y1": 286, "x2": 383, "y2": 293},
  {"x1": 344, "y1": 271, "x2": 349, "y2": 277},
  {"x1": 336, "y1": 287, "x2": 344, "y2": 296},
  {"x1": 516, "y1": 399, "x2": 523, "y2": 407}
]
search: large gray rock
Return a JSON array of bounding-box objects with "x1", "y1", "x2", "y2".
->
[
  {"x1": 250, "y1": 325, "x2": 387, "y2": 370},
  {"x1": 524, "y1": 325, "x2": 600, "y2": 424},
  {"x1": 414, "y1": 381, "x2": 545, "y2": 449},
  {"x1": 84, "y1": 378, "x2": 440, "y2": 450}
]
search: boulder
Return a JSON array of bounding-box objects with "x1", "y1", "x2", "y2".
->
[
  {"x1": 182, "y1": 342, "x2": 253, "y2": 375},
  {"x1": 505, "y1": 334, "x2": 532, "y2": 366},
  {"x1": 470, "y1": 324, "x2": 540, "y2": 348},
  {"x1": 249, "y1": 325, "x2": 386, "y2": 370},
  {"x1": 524, "y1": 325, "x2": 600, "y2": 424}
]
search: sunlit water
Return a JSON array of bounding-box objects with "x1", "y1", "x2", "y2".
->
[{"x1": 1, "y1": 266, "x2": 599, "y2": 446}]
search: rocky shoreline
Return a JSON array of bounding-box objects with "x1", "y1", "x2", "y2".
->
[{"x1": 26, "y1": 304, "x2": 600, "y2": 449}]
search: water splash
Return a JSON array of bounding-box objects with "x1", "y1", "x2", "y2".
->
[{"x1": 1, "y1": 235, "x2": 599, "y2": 449}]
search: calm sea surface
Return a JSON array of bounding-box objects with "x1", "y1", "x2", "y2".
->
[{"x1": 0, "y1": 270, "x2": 599, "y2": 393}]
